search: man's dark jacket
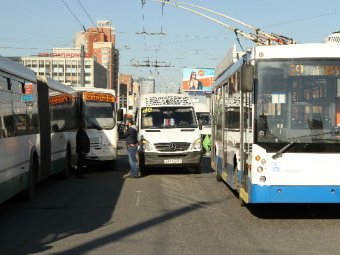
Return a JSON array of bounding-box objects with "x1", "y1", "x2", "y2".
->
[
  {"x1": 76, "y1": 129, "x2": 90, "y2": 153},
  {"x1": 121, "y1": 125, "x2": 138, "y2": 145}
]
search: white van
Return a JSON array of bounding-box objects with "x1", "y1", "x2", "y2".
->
[
  {"x1": 136, "y1": 93, "x2": 203, "y2": 174},
  {"x1": 193, "y1": 102, "x2": 211, "y2": 137}
]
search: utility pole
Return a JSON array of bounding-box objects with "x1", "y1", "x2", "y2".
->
[
  {"x1": 107, "y1": 61, "x2": 110, "y2": 89},
  {"x1": 117, "y1": 72, "x2": 121, "y2": 109},
  {"x1": 80, "y1": 44, "x2": 85, "y2": 87}
]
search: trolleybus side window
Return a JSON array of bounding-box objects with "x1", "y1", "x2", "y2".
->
[
  {"x1": 11, "y1": 80, "x2": 28, "y2": 136},
  {"x1": 0, "y1": 76, "x2": 10, "y2": 138}
]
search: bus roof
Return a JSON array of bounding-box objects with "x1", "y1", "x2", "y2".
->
[
  {"x1": 37, "y1": 76, "x2": 76, "y2": 94},
  {"x1": 73, "y1": 87, "x2": 116, "y2": 96},
  {"x1": 253, "y1": 43, "x2": 340, "y2": 60},
  {"x1": 0, "y1": 55, "x2": 36, "y2": 82},
  {"x1": 139, "y1": 93, "x2": 193, "y2": 107},
  {"x1": 213, "y1": 43, "x2": 340, "y2": 90}
]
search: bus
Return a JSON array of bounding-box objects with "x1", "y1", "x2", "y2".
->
[
  {"x1": 37, "y1": 76, "x2": 79, "y2": 179},
  {"x1": 211, "y1": 43, "x2": 340, "y2": 204},
  {"x1": 74, "y1": 87, "x2": 118, "y2": 164},
  {"x1": 0, "y1": 56, "x2": 80, "y2": 204},
  {"x1": 0, "y1": 56, "x2": 40, "y2": 203}
]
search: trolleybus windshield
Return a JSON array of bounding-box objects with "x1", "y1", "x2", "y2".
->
[{"x1": 255, "y1": 59, "x2": 340, "y2": 152}]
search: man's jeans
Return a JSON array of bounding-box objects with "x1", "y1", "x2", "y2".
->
[{"x1": 127, "y1": 146, "x2": 139, "y2": 176}]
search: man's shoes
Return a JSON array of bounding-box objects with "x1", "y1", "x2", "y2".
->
[{"x1": 124, "y1": 174, "x2": 140, "y2": 179}]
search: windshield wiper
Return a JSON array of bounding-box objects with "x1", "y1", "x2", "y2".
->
[
  {"x1": 272, "y1": 131, "x2": 333, "y2": 160},
  {"x1": 272, "y1": 141, "x2": 295, "y2": 159}
]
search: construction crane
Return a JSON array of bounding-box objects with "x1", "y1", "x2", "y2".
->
[{"x1": 151, "y1": 0, "x2": 295, "y2": 45}]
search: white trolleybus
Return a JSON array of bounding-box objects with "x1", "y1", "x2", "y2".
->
[
  {"x1": 211, "y1": 43, "x2": 340, "y2": 204},
  {"x1": 0, "y1": 56, "x2": 79, "y2": 204},
  {"x1": 74, "y1": 87, "x2": 118, "y2": 164},
  {"x1": 37, "y1": 76, "x2": 79, "y2": 179}
]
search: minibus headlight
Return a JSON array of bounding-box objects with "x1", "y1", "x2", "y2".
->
[
  {"x1": 192, "y1": 138, "x2": 202, "y2": 150},
  {"x1": 142, "y1": 139, "x2": 153, "y2": 151}
]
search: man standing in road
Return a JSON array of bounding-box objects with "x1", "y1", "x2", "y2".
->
[{"x1": 121, "y1": 119, "x2": 140, "y2": 178}]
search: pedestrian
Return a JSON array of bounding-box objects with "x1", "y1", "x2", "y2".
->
[
  {"x1": 121, "y1": 119, "x2": 140, "y2": 178},
  {"x1": 76, "y1": 123, "x2": 90, "y2": 179},
  {"x1": 202, "y1": 134, "x2": 211, "y2": 156}
]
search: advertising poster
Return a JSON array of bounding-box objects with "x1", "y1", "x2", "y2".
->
[{"x1": 182, "y1": 67, "x2": 215, "y2": 93}]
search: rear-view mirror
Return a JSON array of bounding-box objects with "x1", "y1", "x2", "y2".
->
[{"x1": 241, "y1": 62, "x2": 254, "y2": 92}]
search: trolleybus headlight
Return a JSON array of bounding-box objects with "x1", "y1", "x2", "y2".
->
[
  {"x1": 255, "y1": 155, "x2": 261, "y2": 161},
  {"x1": 261, "y1": 159, "x2": 266, "y2": 165},
  {"x1": 259, "y1": 176, "x2": 266, "y2": 182},
  {"x1": 257, "y1": 166, "x2": 264, "y2": 173}
]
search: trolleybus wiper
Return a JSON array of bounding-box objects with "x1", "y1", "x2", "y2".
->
[
  {"x1": 272, "y1": 131, "x2": 333, "y2": 159},
  {"x1": 272, "y1": 141, "x2": 295, "y2": 160}
]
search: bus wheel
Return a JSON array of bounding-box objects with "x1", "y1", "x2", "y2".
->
[
  {"x1": 22, "y1": 158, "x2": 37, "y2": 201},
  {"x1": 233, "y1": 165, "x2": 239, "y2": 190},
  {"x1": 139, "y1": 162, "x2": 147, "y2": 176},
  {"x1": 216, "y1": 172, "x2": 222, "y2": 182},
  {"x1": 239, "y1": 195, "x2": 246, "y2": 207},
  {"x1": 193, "y1": 164, "x2": 202, "y2": 174}
]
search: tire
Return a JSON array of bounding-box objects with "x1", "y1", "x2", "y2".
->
[
  {"x1": 22, "y1": 159, "x2": 37, "y2": 201},
  {"x1": 239, "y1": 195, "x2": 246, "y2": 207},
  {"x1": 194, "y1": 165, "x2": 201, "y2": 174},
  {"x1": 233, "y1": 164, "x2": 239, "y2": 190},
  {"x1": 138, "y1": 153, "x2": 147, "y2": 176},
  {"x1": 104, "y1": 160, "x2": 117, "y2": 171},
  {"x1": 139, "y1": 163, "x2": 146, "y2": 176},
  {"x1": 216, "y1": 171, "x2": 223, "y2": 182}
]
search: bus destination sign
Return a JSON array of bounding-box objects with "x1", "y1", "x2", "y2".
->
[
  {"x1": 83, "y1": 92, "x2": 115, "y2": 103},
  {"x1": 289, "y1": 64, "x2": 340, "y2": 76}
]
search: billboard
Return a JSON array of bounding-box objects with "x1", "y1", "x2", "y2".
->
[{"x1": 182, "y1": 67, "x2": 215, "y2": 93}]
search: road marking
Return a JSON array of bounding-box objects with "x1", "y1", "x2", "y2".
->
[{"x1": 135, "y1": 190, "x2": 141, "y2": 207}]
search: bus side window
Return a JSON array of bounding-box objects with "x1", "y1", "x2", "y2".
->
[
  {"x1": 14, "y1": 114, "x2": 28, "y2": 136},
  {"x1": 4, "y1": 115, "x2": 15, "y2": 137}
]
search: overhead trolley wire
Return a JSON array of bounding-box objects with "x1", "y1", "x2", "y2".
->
[
  {"x1": 76, "y1": 0, "x2": 99, "y2": 31},
  {"x1": 62, "y1": 0, "x2": 86, "y2": 32}
]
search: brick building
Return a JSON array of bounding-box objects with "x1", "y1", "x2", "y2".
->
[{"x1": 75, "y1": 20, "x2": 119, "y2": 90}]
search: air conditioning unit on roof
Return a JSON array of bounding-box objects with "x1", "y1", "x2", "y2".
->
[{"x1": 324, "y1": 31, "x2": 340, "y2": 43}]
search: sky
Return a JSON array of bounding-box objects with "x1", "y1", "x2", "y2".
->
[{"x1": 1, "y1": 0, "x2": 339, "y2": 92}]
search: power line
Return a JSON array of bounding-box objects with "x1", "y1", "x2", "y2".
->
[
  {"x1": 76, "y1": 0, "x2": 98, "y2": 31},
  {"x1": 62, "y1": 0, "x2": 86, "y2": 32}
]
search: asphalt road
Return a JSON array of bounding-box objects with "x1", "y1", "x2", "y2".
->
[{"x1": 1, "y1": 140, "x2": 340, "y2": 255}]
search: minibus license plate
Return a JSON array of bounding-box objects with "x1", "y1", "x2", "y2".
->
[{"x1": 164, "y1": 159, "x2": 182, "y2": 164}]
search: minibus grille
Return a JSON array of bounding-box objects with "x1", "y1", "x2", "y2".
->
[{"x1": 154, "y1": 142, "x2": 190, "y2": 152}]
